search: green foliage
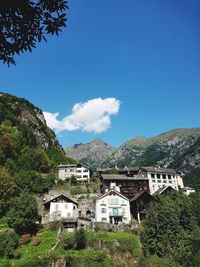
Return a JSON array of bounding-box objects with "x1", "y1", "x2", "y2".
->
[
  {"x1": 75, "y1": 228, "x2": 87, "y2": 249},
  {"x1": 190, "y1": 192, "x2": 200, "y2": 226},
  {"x1": 14, "y1": 170, "x2": 50, "y2": 194},
  {"x1": 0, "y1": 167, "x2": 17, "y2": 217},
  {"x1": 0, "y1": 0, "x2": 68, "y2": 65},
  {"x1": 7, "y1": 191, "x2": 39, "y2": 234},
  {"x1": 70, "y1": 186, "x2": 85, "y2": 195},
  {"x1": 62, "y1": 232, "x2": 76, "y2": 249},
  {"x1": 0, "y1": 230, "x2": 19, "y2": 258},
  {"x1": 141, "y1": 192, "x2": 200, "y2": 266},
  {"x1": 184, "y1": 168, "x2": 200, "y2": 190}
]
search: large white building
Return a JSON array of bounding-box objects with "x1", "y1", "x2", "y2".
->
[
  {"x1": 95, "y1": 188, "x2": 131, "y2": 224},
  {"x1": 137, "y1": 167, "x2": 184, "y2": 194},
  {"x1": 58, "y1": 163, "x2": 91, "y2": 181}
]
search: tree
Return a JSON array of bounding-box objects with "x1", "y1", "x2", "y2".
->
[
  {"x1": 7, "y1": 191, "x2": 39, "y2": 234},
  {"x1": 141, "y1": 193, "x2": 194, "y2": 264},
  {"x1": 0, "y1": 167, "x2": 16, "y2": 217},
  {"x1": 0, "y1": 0, "x2": 68, "y2": 65},
  {"x1": 75, "y1": 228, "x2": 87, "y2": 249},
  {"x1": 0, "y1": 230, "x2": 19, "y2": 258}
]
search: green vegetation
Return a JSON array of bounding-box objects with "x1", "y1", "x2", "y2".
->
[
  {"x1": 0, "y1": 226, "x2": 57, "y2": 267},
  {"x1": 141, "y1": 192, "x2": 200, "y2": 267}
]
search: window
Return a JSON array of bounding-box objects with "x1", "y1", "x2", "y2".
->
[
  {"x1": 70, "y1": 169, "x2": 74, "y2": 172},
  {"x1": 157, "y1": 174, "x2": 160, "y2": 178},
  {"x1": 151, "y1": 173, "x2": 155, "y2": 178},
  {"x1": 157, "y1": 180, "x2": 161, "y2": 183},
  {"x1": 101, "y1": 208, "x2": 106, "y2": 213},
  {"x1": 83, "y1": 175, "x2": 88, "y2": 178},
  {"x1": 73, "y1": 206, "x2": 76, "y2": 210},
  {"x1": 152, "y1": 179, "x2": 156, "y2": 183},
  {"x1": 110, "y1": 198, "x2": 119, "y2": 205},
  {"x1": 162, "y1": 174, "x2": 166, "y2": 179},
  {"x1": 169, "y1": 181, "x2": 172, "y2": 184},
  {"x1": 65, "y1": 204, "x2": 68, "y2": 209},
  {"x1": 163, "y1": 180, "x2": 167, "y2": 183},
  {"x1": 168, "y1": 175, "x2": 171, "y2": 179}
]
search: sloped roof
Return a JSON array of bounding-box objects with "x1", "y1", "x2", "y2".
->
[
  {"x1": 130, "y1": 191, "x2": 155, "y2": 202},
  {"x1": 44, "y1": 193, "x2": 78, "y2": 206},
  {"x1": 140, "y1": 166, "x2": 176, "y2": 174},
  {"x1": 101, "y1": 174, "x2": 148, "y2": 181},
  {"x1": 96, "y1": 189, "x2": 129, "y2": 202},
  {"x1": 153, "y1": 185, "x2": 176, "y2": 195}
]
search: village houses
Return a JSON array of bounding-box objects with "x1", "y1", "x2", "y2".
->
[{"x1": 42, "y1": 165, "x2": 195, "y2": 228}]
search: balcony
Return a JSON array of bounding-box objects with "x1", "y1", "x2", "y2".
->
[{"x1": 109, "y1": 212, "x2": 124, "y2": 217}]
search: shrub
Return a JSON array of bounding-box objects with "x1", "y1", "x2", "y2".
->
[
  {"x1": 0, "y1": 230, "x2": 19, "y2": 258},
  {"x1": 70, "y1": 187, "x2": 84, "y2": 195},
  {"x1": 62, "y1": 232, "x2": 76, "y2": 250},
  {"x1": 75, "y1": 228, "x2": 87, "y2": 249},
  {"x1": 49, "y1": 220, "x2": 62, "y2": 231},
  {"x1": 20, "y1": 234, "x2": 31, "y2": 245},
  {"x1": 32, "y1": 237, "x2": 41, "y2": 246}
]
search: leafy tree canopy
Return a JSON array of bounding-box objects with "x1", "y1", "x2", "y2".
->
[
  {"x1": 0, "y1": 0, "x2": 68, "y2": 65},
  {"x1": 7, "y1": 191, "x2": 39, "y2": 234}
]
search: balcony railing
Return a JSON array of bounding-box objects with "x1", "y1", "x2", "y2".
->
[{"x1": 109, "y1": 212, "x2": 124, "y2": 217}]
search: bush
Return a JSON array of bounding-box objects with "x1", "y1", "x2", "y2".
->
[
  {"x1": 75, "y1": 228, "x2": 87, "y2": 249},
  {"x1": 20, "y1": 234, "x2": 31, "y2": 245},
  {"x1": 70, "y1": 187, "x2": 84, "y2": 195},
  {"x1": 0, "y1": 230, "x2": 19, "y2": 258},
  {"x1": 32, "y1": 237, "x2": 41, "y2": 246},
  {"x1": 62, "y1": 232, "x2": 76, "y2": 250},
  {"x1": 49, "y1": 220, "x2": 62, "y2": 231}
]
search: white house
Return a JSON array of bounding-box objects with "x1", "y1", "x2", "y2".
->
[
  {"x1": 138, "y1": 167, "x2": 184, "y2": 194},
  {"x1": 58, "y1": 163, "x2": 91, "y2": 181},
  {"x1": 44, "y1": 194, "x2": 78, "y2": 227},
  {"x1": 95, "y1": 189, "x2": 131, "y2": 224}
]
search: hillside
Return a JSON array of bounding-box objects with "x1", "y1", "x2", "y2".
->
[
  {"x1": 65, "y1": 128, "x2": 200, "y2": 189},
  {"x1": 65, "y1": 138, "x2": 115, "y2": 169},
  {"x1": 0, "y1": 92, "x2": 76, "y2": 196}
]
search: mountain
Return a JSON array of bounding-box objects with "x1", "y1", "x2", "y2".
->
[
  {"x1": 65, "y1": 138, "x2": 115, "y2": 169},
  {"x1": 0, "y1": 92, "x2": 75, "y2": 174},
  {"x1": 65, "y1": 128, "x2": 200, "y2": 189}
]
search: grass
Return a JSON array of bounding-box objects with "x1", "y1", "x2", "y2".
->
[
  {"x1": 55, "y1": 230, "x2": 142, "y2": 267},
  {"x1": 0, "y1": 226, "x2": 57, "y2": 267}
]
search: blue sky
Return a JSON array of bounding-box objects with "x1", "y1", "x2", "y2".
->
[{"x1": 1, "y1": 0, "x2": 200, "y2": 148}]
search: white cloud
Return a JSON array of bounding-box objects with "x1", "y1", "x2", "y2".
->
[{"x1": 43, "y1": 98, "x2": 120, "y2": 134}]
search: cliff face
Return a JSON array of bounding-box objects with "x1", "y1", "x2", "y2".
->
[
  {"x1": 102, "y1": 128, "x2": 200, "y2": 174},
  {"x1": 0, "y1": 92, "x2": 63, "y2": 152},
  {"x1": 65, "y1": 139, "x2": 115, "y2": 169},
  {"x1": 65, "y1": 128, "x2": 200, "y2": 188}
]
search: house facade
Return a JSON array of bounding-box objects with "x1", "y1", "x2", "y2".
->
[
  {"x1": 95, "y1": 189, "x2": 131, "y2": 224},
  {"x1": 43, "y1": 194, "x2": 78, "y2": 228},
  {"x1": 137, "y1": 167, "x2": 184, "y2": 194},
  {"x1": 100, "y1": 174, "x2": 150, "y2": 199},
  {"x1": 58, "y1": 163, "x2": 91, "y2": 181}
]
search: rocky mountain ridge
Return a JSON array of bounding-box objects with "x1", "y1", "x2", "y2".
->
[{"x1": 65, "y1": 128, "x2": 200, "y2": 188}]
